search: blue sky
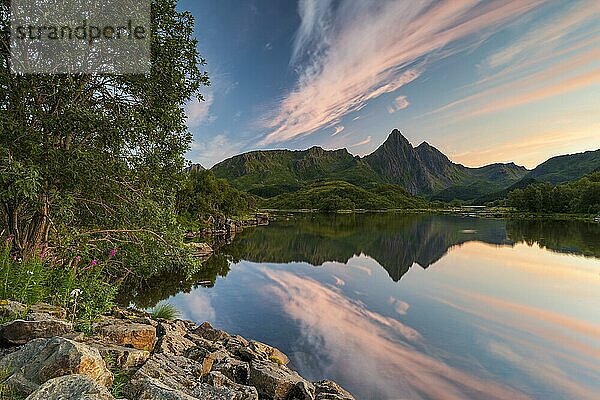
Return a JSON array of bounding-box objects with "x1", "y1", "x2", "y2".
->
[{"x1": 181, "y1": 0, "x2": 600, "y2": 169}]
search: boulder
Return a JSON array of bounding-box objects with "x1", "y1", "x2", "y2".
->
[
  {"x1": 0, "y1": 318, "x2": 72, "y2": 346},
  {"x1": 249, "y1": 360, "x2": 314, "y2": 400},
  {"x1": 0, "y1": 337, "x2": 113, "y2": 397},
  {"x1": 28, "y1": 303, "x2": 67, "y2": 319},
  {"x1": 249, "y1": 341, "x2": 289, "y2": 366},
  {"x1": 123, "y1": 353, "x2": 204, "y2": 399},
  {"x1": 0, "y1": 299, "x2": 27, "y2": 319},
  {"x1": 86, "y1": 340, "x2": 151, "y2": 370},
  {"x1": 25, "y1": 374, "x2": 116, "y2": 400},
  {"x1": 214, "y1": 357, "x2": 251, "y2": 386},
  {"x1": 314, "y1": 380, "x2": 355, "y2": 400},
  {"x1": 93, "y1": 316, "x2": 157, "y2": 351},
  {"x1": 156, "y1": 321, "x2": 196, "y2": 356},
  {"x1": 123, "y1": 376, "x2": 198, "y2": 400},
  {"x1": 194, "y1": 322, "x2": 230, "y2": 342},
  {"x1": 201, "y1": 371, "x2": 258, "y2": 400},
  {"x1": 187, "y1": 242, "x2": 214, "y2": 258},
  {"x1": 124, "y1": 353, "x2": 258, "y2": 400}
]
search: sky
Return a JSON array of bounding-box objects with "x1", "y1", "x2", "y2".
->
[{"x1": 180, "y1": 0, "x2": 600, "y2": 169}]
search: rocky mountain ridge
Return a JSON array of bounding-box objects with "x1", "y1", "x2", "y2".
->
[{"x1": 210, "y1": 129, "x2": 599, "y2": 203}]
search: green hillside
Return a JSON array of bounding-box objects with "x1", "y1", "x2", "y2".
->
[
  {"x1": 212, "y1": 146, "x2": 383, "y2": 197},
  {"x1": 524, "y1": 149, "x2": 600, "y2": 184},
  {"x1": 265, "y1": 181, "x2": 428, "y2": 211}
]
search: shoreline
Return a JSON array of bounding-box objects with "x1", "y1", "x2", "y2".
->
[
  {"x1": 0, "y1": 301, "x2": 355, "y2": 400},
  {"x1": 259, "y1": 208, "x2": 600, "y2": 223}
]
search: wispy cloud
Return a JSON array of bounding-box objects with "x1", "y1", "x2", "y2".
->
[
  {"x1": 350, "y1": 136, "x2": 371, "y2": 148},
  {"x1": 332, "y1": 125, "x2": 345, "y2": 136},
  {"x1": 185, "y1": 94, "x2": 215, "y2": 128},
  {"x1": 388, "y1": 95, "x2": 410, "y2": 113},
  {"x1": 259, "y1": 0, "x2": 544, "y2": 145},
  {"x1": 485, "y1": 1, "x2": 600, "y2": 69},
  {"x1": 189, "y1": 132, "x2": 245, "y2": 168}
]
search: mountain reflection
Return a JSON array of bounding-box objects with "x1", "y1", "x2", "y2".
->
[
  {"x1": 118, "y1": 214, "x2": 600, "y2": 308},
  {"x1": 224, "y1": 214, "x2": 599, "y2": 281}
]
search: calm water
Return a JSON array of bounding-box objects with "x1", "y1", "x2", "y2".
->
[{"x1": 121, "y1": 214, "x2": 600, "y2": 400}]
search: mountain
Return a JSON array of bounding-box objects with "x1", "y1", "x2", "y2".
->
[
  {"x1": 524, "y1": 149, "x2": 600, "y2": 184},
  {"x1": 211, "y1": 146, "x2": 382, "y2": 197},
  {"x1": 364, "y1": 129, "x2": 528, "y2": 197},
  {"x1": 184, "y1": 163, "x2": 206, "y2": 173},
  {"x1": 211, "y1": 129, "x2": 598, "y2": 204}
]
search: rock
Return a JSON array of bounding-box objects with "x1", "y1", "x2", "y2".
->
[
  {"x1": 249, "y1": 360, "x2": 314, "y2": 400},
  {"x1": 124, "y1": 353, "x2": 257, "y2": 400},
  {"x1": 157, "y1": 331, "x2": 196, "y2": 356},
  {"x1": 123, "y1": 376, "x2": 198, "y2": 400},
  {"x1": 0, "y1": 299, "x2": 27, "y2": 319},
  {"x1": 249, "y1": 341, "x2": 289, "y2": 366},
  {"x1": 25, "y1": 374, "x2": 116, "y2": 400},
  {"x1": 314, "y1": 380, "x2": 355, "y2": 400},
  {"x1": 194, "y1": 322, "x2": 230, "y2": 342},
  {"x1": 28, "y1": 303, "x2": 67, "y2": 319},
  {"x1": 155, "y1": 321, "x2": 197, "y2": 356},
  {"x1": 123, "y1": 353, "x2": 204, "y2": 399},
  {"x1": 93, "y1": 316, "x2": 157, "y2": 351},
  {"x1": 187, "y1": 242, "x2": 214, "y2": 258},
  {"x1": 212, "y1": 356, "x2": 251, "y2": 385},
  {"x1": 87, "y1": 340, "x2": 150, "y2": 370},
  {"x1": 112, "y1": 307, "x2": 159, "y2": 327},
  {"x1": 0, "y1": 318, "x2": 72, "y2": 346},
  {"x1": 202, "y1": 371, "x2": 258, "y2": 400},
  {"x1": 0, "y1": 337, "x2": 113, "y2": 397}
]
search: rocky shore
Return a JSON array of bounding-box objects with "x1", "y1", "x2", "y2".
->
[{"x1": 0, "y1": 300, "x2": 354, "y2": 400}]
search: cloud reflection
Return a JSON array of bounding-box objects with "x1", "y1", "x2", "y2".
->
[{"x1": 261, "y1": 268, "x2": 530, "y2": 400}]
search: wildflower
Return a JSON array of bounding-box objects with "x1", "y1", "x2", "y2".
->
[
  {"x1": 5, "y1": 234, "x2": 13, "y2": 243},
  {"x1": 70, "y1": 288, "x2": 82, "y2": 297},
  {"x1": 27, "y1": 270, "x2": 34, "y2": 275},
  {"x1": 90, "y1": 259, "x2": 98, "y2": 266},
  {"x1": 109, "y1": 248, "x2": 118, "y2": 258}
]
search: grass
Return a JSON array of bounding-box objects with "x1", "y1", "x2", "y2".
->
[
  {"x1": 0, "y1": 366, "x2": 21, "y2": 400},
  {"x1": 0, "y1": 241, "x2": 117, "y2": 329},
  {"x1": 150, "y1": 302, "x2": 180, "y2": 320},
  {"x1": 103, "y1": 354, "x2": 132, "y2": 398}
]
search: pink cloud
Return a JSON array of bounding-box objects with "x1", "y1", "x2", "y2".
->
[{"x1": 259, "y1": 0, "x2": 544, "y2": 145}]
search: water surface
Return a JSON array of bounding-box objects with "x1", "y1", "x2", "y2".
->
[{"x1": 123, "y1": 214, "x2": 600, "y2": 400}]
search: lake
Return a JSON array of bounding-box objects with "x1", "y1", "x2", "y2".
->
[{"x1": 120, "y1": 214, "x2": 600, "y2": 400}]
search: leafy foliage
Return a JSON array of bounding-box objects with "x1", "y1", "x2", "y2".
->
[
  {"x1": 0, "y1": 0, "x2": 209, "y2": 277},
  {"x1": 0, "y1": 239, "x2": 117, "y2": 328},
  {"x1": 507, "y1": 172, "x2": 600, "y2": 214},
  {"x1": 176, "y1": 170, "x2": 257, "y2": 230}
]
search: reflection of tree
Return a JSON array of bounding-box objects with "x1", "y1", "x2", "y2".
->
[
  {"x1": 116, "y1": 253, "x2": 234, "y2": 308},
  {"x1": 506, "y1": 219, "x2": 600, "y2": 258},
  {"x1": 121, "y1": 214, "x2": 600, "y2": 308}
]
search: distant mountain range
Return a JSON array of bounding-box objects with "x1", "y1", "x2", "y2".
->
[{"x1": 211, "y1": 129, "x2": 600, "y2": 204}]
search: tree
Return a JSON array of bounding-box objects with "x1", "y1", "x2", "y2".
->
[{"x1": 0, "y1": 0, "x2": 209, "y2": 264}]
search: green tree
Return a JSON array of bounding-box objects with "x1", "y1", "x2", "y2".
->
[
  {"x1": 0, "y1": 0, "x2": 209, "y2": 267},
  {"x1": 176, "y1": 170, "x2": 257, "y2": 229}
]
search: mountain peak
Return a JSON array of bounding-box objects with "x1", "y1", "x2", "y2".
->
[{"x1": 383, "y1": 129, "x2": 412, "y2": 148}]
